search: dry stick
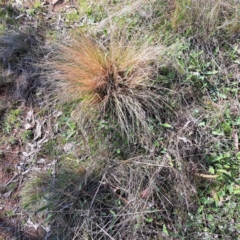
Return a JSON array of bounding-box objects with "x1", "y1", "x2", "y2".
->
[
  {"x1": 3, "y1": 173, "x2": 18, "y2": 188},
  {"x1": 233, "y1": 129, "x2": 239, "y2": 152},
  {"x1": 72, "y1": 212, "x2": 89, "y2": 240},
  {"x1": 89, "y1": 173, "x2": 109, "y2": 209},
  {"x1": 94, "y1": 222, "x2": 115, "y2": 240}
]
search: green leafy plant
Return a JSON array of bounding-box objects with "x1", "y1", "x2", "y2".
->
[
  {"x1": 77, "y1": 0, "x2": 107, "y2": 24},
  {"x1": 3, "y1": 108, "x2": 21, "y2": 133}
]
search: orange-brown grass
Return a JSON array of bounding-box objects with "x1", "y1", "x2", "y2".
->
[{"x1": 52, "y1": 35, "x2": 171, "y2": 143}]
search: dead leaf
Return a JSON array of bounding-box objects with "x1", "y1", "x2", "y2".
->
[
  {"x1": 52, "y1": 0, "x2": 65, "y2": 11},
  {"x1": 42, "y1": 225, "x2": 51, "y2": 233},
  {"x1": 63, "y1": 143, "x2": 75, "y2": 153},
  {"x1": 27, "y1": 218, "x2": 39, "y2": 230},
  {"x1": 54, "y1": 110, "x2": 62, "y2": 118},
  {"x1": 232, "y1": 129, "x2": 239, "y2": 151},
  {"x1": 37, "y1": 158, "x2": 46, "y2": 164},
  {"x1": 178, "y1": 136, "x2": 191, "y2": 143},
  {"x1": 24, "y1": 123, "x2": 34, "y2": 130},
  {"x1": 37, "y1": 133, "x2": 48, "y2": 145},
  {"x1": 34, "y1": 120, "x2": 42, "y2": 140},
  {"x1": 140, "y1": 187, "x2": 150, "y2": 199},
  {"x1": 26, "y1": 109, "x2": 34, "y2": 123},
  {"x1": 236, "y1": 45, "x2": 240, "y2": 55},
  {"x1": 195, "y1": 173, "x2": 219, "y2": 179},
  {"x1": 15, "y1": 13, "x2": 25, "y2": 20}
]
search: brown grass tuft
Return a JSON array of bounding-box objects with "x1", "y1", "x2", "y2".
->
[{"x1": 51, "y1": 35, "x2": 173, "y2": 143}]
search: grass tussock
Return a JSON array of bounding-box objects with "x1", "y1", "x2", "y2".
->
[
  {"x1": 3, "y1": 0, "x2": 239, "y2": 239},
  {"x1": 171, "y1": 0, "x2": 240, "y2": 42},
  {"x1": 51, "y1": 35, "x2": 174, "y2": 144},
  {"x1": 0, "y1": 30, "x2": 46, "y2": 100},
  {"x1": 20, "y1": 172, "x2": 51, "y2": 212},
  {"x1": 20, "y1": 155, "x2": 197, "y2": 239},
  {"x1": 0, "y1": 31, "x2": 36, "y2": 66}
]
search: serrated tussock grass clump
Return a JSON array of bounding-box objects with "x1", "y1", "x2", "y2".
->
[
  {"x1": 52, "y1": 35, "x2": 173, "y2": 144},
  {"x1": 171, "y1": 0, "x2": 240, "y2": 42},
  {"x1": 20, "y1": 156, "x2": 193, "y2": 239},
  {"x1": 20, "y1": 163, "x2": 86, "y2": 212},
  {"x1": 20, "y1": 172, "x2": 51, "y2": 212},
  {"x1": 0, "y1": 31, "x2": 40, "y2": 72},
  {"x1": 0, "y1": 30, "x2": 47, "y2": 100}
]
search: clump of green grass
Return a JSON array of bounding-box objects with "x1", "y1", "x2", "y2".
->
[
  {"x1": 3, "y1": 108, "x2": 21, "y2": 133},
  {"x1": 0, "y1": 4, "x2": 19, "y2": 31},
  {"x1": 49, "y1": 34, "x2": 174, "y2": 144},
  {"x1": 20, "y1": 172, "x2": 51, "y2": 212}
]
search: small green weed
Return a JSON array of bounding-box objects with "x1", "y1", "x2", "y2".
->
[
  {"x1": 78, "y1": 1, "x2": 107, "y2": 24},
  {"x1": 3, "y1": 108, "x2": 21, "y2": 134},
  {"x1": 65, "y1": 11, "x2": 80, "y2": 23},
  {"x1": 0, "y1": 5, "x2": 18, "y2": 29},
  {"x1": 20, "y1": 130, "x2": 33, "y2": 142},
  {"x1": 26, "y1": 0, "x2": 42, "y2": 16},
  {"x1": 41, "y1": 140, "x2": 59, "y2": 159}
]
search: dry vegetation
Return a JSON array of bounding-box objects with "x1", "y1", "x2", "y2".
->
[
  {"x1": 0, "y1": 0, "x2": 239, "y2": 239},
  {"x1": 171, "y1": 0, "x2": 240, "y2": 41},
  {"x1": 49, "y1": 34, "x2": 174, "y2": 144}
]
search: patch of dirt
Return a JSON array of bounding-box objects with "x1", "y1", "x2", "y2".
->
[
  {"x1": 0, "y1": 86, "x2": 58, "y2": 239},
  {"x1": 0, "y1": 90, "x2": 46, "y2": 239},
  {"x1": 0, "y1": 144, "x2": 20, "y2": 185},
  {"x1": 0, "y1": 218, "x2": 45, "y2": 240},
  {"x1": 0, "y1": 130, "x2": 23, "y2": 239}
]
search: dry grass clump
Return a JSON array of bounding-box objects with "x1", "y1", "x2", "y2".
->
[
  {"x1": 20, "y1": 172, "x2": 51, "y2": 212},
  {"x1": 19, "y1": 104, "x2": 237, "y2": 239},
  {"x1": 20, "y1": 154, "x2": 198, "y2": 239},
  {"x1": 0, "y1": 30, "x2": 46, "y2": 100},
  {"x1": 171, "y1": 0, "x2": 240, "y2": 42},
  {"x1": 0, "y1": 31, "x2": 36, "y2": 67},
  {"x1": 51, "y1": 35, "x2": 173, "y2": 144}
]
